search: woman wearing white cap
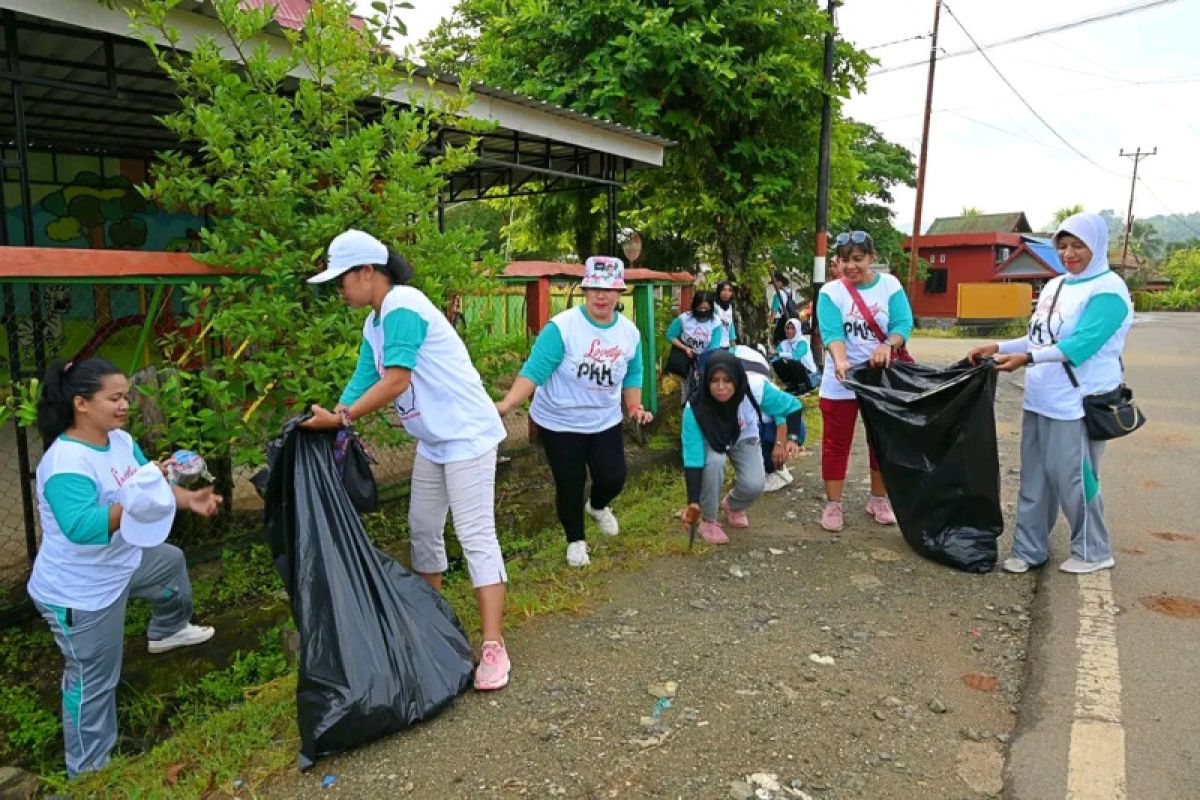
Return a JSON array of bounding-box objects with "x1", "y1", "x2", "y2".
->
[
  {"x1": 29, "y1": 357, "x2": 223, "y2": 776},
  {"x1": 495, "y1": 256, "x2": 653, "y2": 567},
  {"x1": 968, "y1": 212, "x2": 1133, "y2": 575},
  {"x1": 303, "y1": 229, "x2": 511, "y2": 691}
]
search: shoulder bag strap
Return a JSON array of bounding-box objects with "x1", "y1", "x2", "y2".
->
[
  {"x1": 841, "y1": 278, "x2": 889, "y2": 345},
  {"x1": 1043, "y1": 279, "x2": 1080, "y2": 389}
]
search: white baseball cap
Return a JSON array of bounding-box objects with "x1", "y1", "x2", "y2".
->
[
  {"x1": 118, "y1": 463, "x2": 177, "y2": 547},
  {"x1": 308, "y1": 229, "x2": 389, "y2": 284}
]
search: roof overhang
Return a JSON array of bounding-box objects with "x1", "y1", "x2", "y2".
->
[{"x1": 904, "y1": 232, "x2": 1025, "y2": 250}]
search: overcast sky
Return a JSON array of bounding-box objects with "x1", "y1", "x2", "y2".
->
[{"x1": 356, "y1": 0, "x2": 1200, "y2": 234}]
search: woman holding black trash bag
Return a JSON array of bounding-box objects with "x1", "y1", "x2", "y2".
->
[
  {"x1": 29, "y1": 357, "x2": 222, "y2": 776},
  {"x1": 968, "y1": 212, "x2": 1133, "y2": 575},
  {"x1": 666, "y1": 290, "x2": 728, "y2": 397},
  {"x1": 303, "y1": 229, "x2": 511, "y2": 691},
  {"x1": 816, "y1": 230, "x2": 914, "y2": 534},
  {"x1": 495, "y1": 256, "x2": 653, "y2": 568}
]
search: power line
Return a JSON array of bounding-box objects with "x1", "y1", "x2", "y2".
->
[
  {"x1": 865, "y1": 33, "x2": 928, "y2": 51},
  {"x1": 869, "y1": 0, "x2": 1182, "y2": 76},
  {"x1": 1137, "y1": 177, "x2": 1200, "y2": 237},
  {"x1": 940, "y1": 3, "x2": 1116, "y2": 174}
]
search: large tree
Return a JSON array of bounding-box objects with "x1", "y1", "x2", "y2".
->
[{"x1": 423, "y1": 0, "x2": 874, "y2": 339}]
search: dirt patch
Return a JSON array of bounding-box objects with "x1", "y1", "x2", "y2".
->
[
  {"x1": 1142, "y1": 596, "x2": 1200, "y2": 619},
  {"x1": 1121, "y1": 547, "x2": 1147, "y2": 556},
  {"x1": 1141, "y1": 479, "x2": 1165, "y2": 491},
  {"x1": 1151, "y1": 532, "x2": 1198, "y2": 543},
  {"x1": 962, "y1": 672, "x2": 999, "y2": 692}
]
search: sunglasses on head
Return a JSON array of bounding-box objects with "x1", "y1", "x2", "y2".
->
[{"x1": 834, "y1": 231, "x2": 872, "y2": 246}]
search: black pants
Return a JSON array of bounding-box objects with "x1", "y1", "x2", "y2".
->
[{"x1": 539, "y1": 423, "x2": 627, "y2": 543}]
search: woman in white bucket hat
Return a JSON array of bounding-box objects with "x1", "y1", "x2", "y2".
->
[
  {"x1": 29, "y1": 357, "x2": 222, "y2": 776},
  {"x1": 303, "y1": 229, "x2": 511, "y2": 691},
  {"x1": 496, "y1": 256, "x2": 653, "y2": 567}
]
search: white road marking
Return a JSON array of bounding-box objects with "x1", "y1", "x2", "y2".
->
[{"x1": 1066, "y1": 571, "x2": 1126, "y2": 799}]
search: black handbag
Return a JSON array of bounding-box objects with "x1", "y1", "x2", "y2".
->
[
  {"x1": 1044, "y1": 280, "x2": 1146, "y2": 441},
  {"x1": 665, "y1": 347, "x2": 692, "y2": 378}
]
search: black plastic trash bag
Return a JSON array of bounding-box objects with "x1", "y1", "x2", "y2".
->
[
  {"x1": 262, "y1": 419, "x2": 474, "y2": 769},
  {"x1": 844, "y1": 360, "x2": 1002, "y2": 573},
  {"x1": 333, "y1": 429, "x2": 379, "y2": 513}
]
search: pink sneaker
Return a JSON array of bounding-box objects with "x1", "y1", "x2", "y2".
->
[
  {"x1": 474, "y1": 640, "x2": 511, "y2": 691},
  {"x1": 866, "y1": 495, "x2": 897, "y2": 525},
  {"x1": 699, "y1": 520, "x2": 729, "y2": 544},
  {"x1": 720, "y1": 496, "x2": 750, "y2": 529},
  {"x1": 820, "y1": 501, "x2": 844, "y2": 533}
]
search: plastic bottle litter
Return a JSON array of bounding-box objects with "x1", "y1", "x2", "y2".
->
[
  {"x1": 652, "y1": 697, "x2": 672, "y2": 719},
  {"x1": 167, "y1": 449, "x2": 215, "y2": 490},
  {"x1": 322, "y1": 774, "x2": 337, "y2": 789}
]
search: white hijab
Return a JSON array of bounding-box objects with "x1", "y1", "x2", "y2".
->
[
  {"x1": 784, "y1": 318, "x2": 804, "y2": 343},
  {"x1": 1053, "y1": 212, "x2": 1110, "y2": 281}
]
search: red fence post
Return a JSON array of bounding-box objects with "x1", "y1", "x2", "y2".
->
[
  {"x1": 525, "y1": 276, "x2": 550, "y2": 336},
  {"x1": 678, "y1": 284, "x2": 694, "y2": 316}
]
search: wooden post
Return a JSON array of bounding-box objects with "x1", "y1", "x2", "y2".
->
[
  {"x1": 525, "y1": 276, "x2": 550, "y2": 336},
  {"x1": 632, "y1": 283, "x2": 658, "y2": 415},
  {"x1": 678, "y1": 284, "x2": 694, "y2": 316}
]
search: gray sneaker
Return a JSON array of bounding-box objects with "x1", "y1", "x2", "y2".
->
[
  {"x1": 1058, "y1": 557, "x2": 1115, "y2": 574},
  {"x1": 1001, "y1": 557, "x2": 1031, "y2": 574}
]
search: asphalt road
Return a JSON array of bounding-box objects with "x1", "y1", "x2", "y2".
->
[{"x1": 1003, "y1": 312, "x2": 1200, "y2": 800}]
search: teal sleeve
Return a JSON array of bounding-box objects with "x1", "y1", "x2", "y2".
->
[
  {"x1": 771, "y1": 293, "x2": 781, "y2": 314},
  {"x1": 795, "y1": 340, "x2": 810, "y2": 359},
  {"x1": 44, "y1": 473, "x2": 110, "y2": 546},
  {"x1": 886, "y1": 289, "x2": 914, "y2": 340},
  {"x1": 665, "y1": 316, "x2": 682, "y2": 342},
  {"x1": 818, "y1": 293, "x2": 845, "y2": 344},
  {"x1": 132, "y1": 441, "x2": 149, "y2": 467},
  {"x1": 339, "y1": 338, "x2": 380, "y2": 406},
  {"x1": 681, "y1": 406, "x2": 707, "y2": 468},
  {"x1": 381, "y1": 308, "x2": 428, "y2": 370},
  {"x1": 728, "y1": 319, "x2": 737, "y2": 343},
  {"x1": 759, "y1": 382, "x2": 802, "y2": 424},
  {"x1": 1057, "y1": 294, "x2": 1129, "y2": 366},
  {"x1": 621, "y1": 340, "x2": 644, "y2": 389},
  {"x1": 518, "y1": 322, "x2": 565, "y2": 386}
]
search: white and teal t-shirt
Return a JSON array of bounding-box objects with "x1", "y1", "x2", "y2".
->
[
  {"x1": 776, "y1": 336, "x2": 817, "y2": 374},
  {"x1": 666, "y1": 312, "x2": 727, "y2": 353},
  {"x1": 817, "y1": 274, "x2": 914, "y2": 401},
  {"x1": 681, "y1": 381, "x2": 801, "y2": 468},
  {"x1": 28, "y1": 430, "x2": 150, "y2": 611},
  {"x1": 714, "y1": 304, "x2": 737, "y2": 345},
  {"x1": 1000, "y1": 271, "x2": 1132, "y2": 420},
  {"x1": 523, "y1": 306, "x2": 644, "y2": 434},
  {"x1": 341, "y1": 285, "x2": 505, "y2": 464}
]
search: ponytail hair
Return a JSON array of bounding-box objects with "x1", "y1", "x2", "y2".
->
[
  {"x1": 376, "y1": 248, "x2": 413, "y2": 286},
  {"x1": 37, "y1": 357, "x2": 123, "y2": 448}
]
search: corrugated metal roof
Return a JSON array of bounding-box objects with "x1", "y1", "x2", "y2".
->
[
  {"x1": 927, "y1": 212, "x2": 1032, "y2": 235},
  {"x1": 1023, "y1": 236, "x2": 1065, "y2": 274}
]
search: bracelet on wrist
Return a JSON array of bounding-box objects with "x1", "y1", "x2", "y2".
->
[{"x1": 338, "y1": 408, "x2": 354, "y2": 427}]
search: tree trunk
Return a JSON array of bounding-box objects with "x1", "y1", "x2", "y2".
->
[{"x1": 718, "y1": 231, "x2": 771, "y2": 346}]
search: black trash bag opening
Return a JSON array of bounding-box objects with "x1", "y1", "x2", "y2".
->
[
  {"x1": 844, "y1": 360, "x2": 1003, "y2": 573},
  {"x1": 262, "y1": 418, "x2": 474, "y2": 769}
]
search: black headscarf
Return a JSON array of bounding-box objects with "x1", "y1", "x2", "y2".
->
[
  {"x1": 715, "y1": 280, "x2": 735, "y2": 311},
  {"x1": 688, "y1": 350, "x2": 750, "y2": 454}
]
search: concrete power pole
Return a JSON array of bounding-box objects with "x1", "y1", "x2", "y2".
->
[
  {"x1": 811, "y1": 0, "x2": 839, "y2": 371},
  {"x1": 1119, "y1": 147, "x2": 1156, "y2": 268},
  {"x1": 908, "y1": 0, "x2": 942, "y2": 298}
]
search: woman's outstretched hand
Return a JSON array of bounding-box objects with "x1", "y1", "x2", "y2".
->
[
  {"x1": 967, "y1": 343, "x2": 1000, "y2": 365},
  {"x1": 300, "y1": 404, "x2": 342, "y2": 430}
]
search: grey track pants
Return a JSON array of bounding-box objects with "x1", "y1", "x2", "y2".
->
[
  {"x1": 700, "y1": 437, "x2": 766, "y2": 521},
  {"x1": 1012, "y1": 411, "x2": 1112, "y2": 566},
  {"x1": 34, "y1": 543, "x2": 194, "y2": 777}
]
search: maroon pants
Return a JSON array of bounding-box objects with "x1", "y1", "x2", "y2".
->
[{"x1": 819, "y1": 397, "x2": 879, "y2": 482}]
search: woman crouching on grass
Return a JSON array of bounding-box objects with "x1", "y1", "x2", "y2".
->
[{"x1": 680, "y1": 351, "x2": 804, "y2": 543}]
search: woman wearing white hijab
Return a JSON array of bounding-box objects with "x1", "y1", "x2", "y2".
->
[
  {"x1": 772, "y1": 317, "x2": 818, "y2": 394},
  {"x1": 968, "y1": 212, "x2": 1133, "y2": 575}
]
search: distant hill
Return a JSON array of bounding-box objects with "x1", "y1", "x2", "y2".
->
[{"x1": 1142, "y1": 212, "x2": 1200, "y2": 244}]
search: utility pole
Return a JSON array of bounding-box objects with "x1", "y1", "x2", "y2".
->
[
  {"x1": 1119, "y1": 146, "x2": 1156, "y2": 268},
  {"x1": 908, "y1": 0, "x2": 942, "y2": 298},
  {"x1": 811, "y1": 0, "x2": 839, "y2": 371}
]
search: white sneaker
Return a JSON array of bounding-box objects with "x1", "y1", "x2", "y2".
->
[
  {"x1": 566, "y1": 540, "x2": 591, "y2": 567},
  {"x1": 1059, "y1": 557, "x2": 1115, "y2": 574},
  {"x1": 1002, "y1": 557, "x2": 1031, "y2": 574},
  {"x1": 585, "y1": 502, "x2": 619, "y2": 536},
  {"x1": 777, "y1": 465, "x2": 795, "y2": 485},
  {"x1": 762, "y1": 471, "x2": 790, "y2": 493},
  {"x1": 148, "y1": 623, "x2": 215, "y2": 654}
]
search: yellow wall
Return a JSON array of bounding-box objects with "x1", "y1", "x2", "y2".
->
[{"x1": 957, "y1": 282, "x2": 1032, "y2": 320}]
